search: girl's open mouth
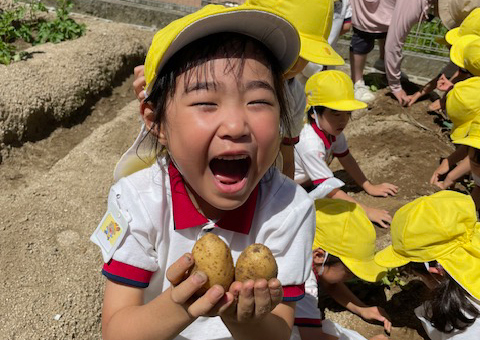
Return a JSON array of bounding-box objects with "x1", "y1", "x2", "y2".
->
[{"x1": 209, "y1": 155, "x2": 251, "y2": 192}]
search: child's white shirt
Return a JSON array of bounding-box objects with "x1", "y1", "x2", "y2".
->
[
  {"x1": 95, "y1": 161, "x2": 315, "y2": 340},
  {"x1": 415, "y1": 297, "x2": 480, "y2": 340},
  {"x1": 294, "y1": 123, "x2": 349, "y2": 185}
]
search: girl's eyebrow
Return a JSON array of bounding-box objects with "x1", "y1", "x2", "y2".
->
[
  {"x1": 184, "y1": 81, "x2": 220, "y2": 94},
  {"x1": 245, "y1": 80, "x2": 275, "y2": 93}
]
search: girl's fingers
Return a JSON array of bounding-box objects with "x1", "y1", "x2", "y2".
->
[
  {"x1": 170, "y1": 271, "x2": 207, "y2": 305},
  {"x1": 237, "y1": 280, "x2": 255, "y2": 322},
  {"x1": 268, "y1": 279, "x2": 283, "y2": 309},
  {"x1": 253, "y1": 279, "x2": 270, "y2": 319},
  {"x1": 133, "y1": 65, "x2": 145, "y2": 78},
  {"x1": 166, "y1": 253, "x2": 194, "y2": 286},
  {"x1": 187, "y1": 285, "x2": 226, "y2": 318}
]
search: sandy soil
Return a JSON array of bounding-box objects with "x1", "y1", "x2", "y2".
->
[{"x1": 0, "y1": 10, "x2": 463, "y2": 340}]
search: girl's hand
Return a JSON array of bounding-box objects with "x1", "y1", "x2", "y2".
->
[
  {"x1": 436, "y1": 74, "x2": 454, "y2": 92},
  {"x1": 363, "y1": 181, "x2": 398, "y2": 197},
  {"x1": 133, "y1": 65, "x2": 146, "y2": 102},
  {"x1": 430, "y1": 158, "x2": 449, "y2": 185},
  {"x1": 364, "y1": 207, "x2": 392, "y2": 229},
  {"x1": 358, "y1": 306, "x2": 392, "y2": 334},
  {"x1": 433, "y1": 176, "x2": 455, "y2": 190},
  {"x1": 166, "y1": 253, "x2": 235, "y2": 318},
  {"x1": 428, "y1": 99, "x2": 441, "y2": 112},
  {"x1": 221, "y1": 278, "x2": 283, "y2": 324},
  {"x1": 407, "y1": 91, "x2": 423, "y2": 107}
]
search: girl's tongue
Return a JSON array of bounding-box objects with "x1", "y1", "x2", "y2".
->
[{"x1": 210, "y1": 157, "x2": 250, "y2": 184}]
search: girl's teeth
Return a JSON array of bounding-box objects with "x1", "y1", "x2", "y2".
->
[{"x1": 216, "y1": 155, "x2": 248, "y2": 160}]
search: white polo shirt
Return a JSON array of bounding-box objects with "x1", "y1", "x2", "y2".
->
[
  {"x1": 284, "y1": 78, "x2": 307, "y2": 145},
  {"x1": 96, "y1": 161, "x2": 315, "y2": 340},
  {"x1": 294, "y1": 123, "x2": 349, "y2": 186}
]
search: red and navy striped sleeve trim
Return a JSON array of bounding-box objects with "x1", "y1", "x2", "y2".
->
[
  {"x1": 344, "y1": 18, "x2": 352, "y2": 23},
  {"x1": 294, "y1": 318, "x2": 322, "y2": 328},
  {"x1": 282, "y1": 284, "x2": 305, "y2": 302},
  {"x1": 333, "y1": 149, "x2": 350, "y2": 158},
  {"x1": 102, "y1": 259, "x2": 154, "y2": 288},
  {"x1": 282, "y1": 136, "x2": 300, "y2": 145}
]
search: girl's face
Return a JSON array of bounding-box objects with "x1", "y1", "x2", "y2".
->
[
  {"x1": 158, "y1": 54, "x2": 281, "y2": 218},
  {"x1": 313, "y1": 248, "x2": 354, "y2": 284},
  {"x1": 313, "y1": 109, "x2": 351, "y2": 136}
]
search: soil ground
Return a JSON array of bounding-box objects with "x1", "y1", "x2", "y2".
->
[{"x1": 0, "y1": 10, "x2": 466, "y2": 340}]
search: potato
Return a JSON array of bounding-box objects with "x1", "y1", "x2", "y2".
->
[
  {"x1": 190, "y1": 232, "x2": 235, "y2": 296},
  {"x1": 235, "y1": 243, "x2": 278, "y2": 282}
]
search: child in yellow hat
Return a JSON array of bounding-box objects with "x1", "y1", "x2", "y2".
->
[
  {"x1": 430, "y1": 77, "x2": 480, "y2": 190},
  {"x1": 294, "y1": 70, "x2": 398, "y2": 228},
  {"x1": 293, "y1": 199, "x2": 390, "y2": 340},
  {"x1": 375, "y1": 190, "x2": 480, "y2": 339},
  {"x1": 133, "y1": 0, "x2": 344, "y2": 180},
  {"x1": 91, "y1": 5, "x2": 318, "y2": 340}
]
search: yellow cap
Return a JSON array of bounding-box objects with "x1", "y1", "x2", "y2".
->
[
  {"x1": 313, "y1": 199, "x2": 387, "y2": 282},
  {"x1": 447, "y1": 77, "x2": 480, "y2": 141},
  {"x1": 144, "y1": 4, "x2": 301, "y2": 94},
  {"x1": 449, "y1": 34, "x2": 480, "y2": 69},
  {"x1": 464, "y1": 37, "x2": 480, "y2": 76},
  {"x1": 445, "y1": 8, "x2": 480, "y2": 45},
  {"x1": 305, "y1": 70, "x2": 368, "y2": 112},
  {"x1": 454, "y1": 115, "x2": 480, "y2": 149},
  {"x1": 244, "y1": 0, "x2": 344, "y2": 65},
  {"x1": 374, "y1": 191, "x2": 480, "y2": 300}
]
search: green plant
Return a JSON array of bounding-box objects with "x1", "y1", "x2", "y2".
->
[
  {"x1": 36, "y1": 0, "x2": 86, "y2": 44},
  {"x1": 381, "y1": 268, "x2": 407, "y2": 288}
]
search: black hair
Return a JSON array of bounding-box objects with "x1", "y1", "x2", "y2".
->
[
  {"x1": 306, "y1": 106, "x2": 327, "y2": 124},
  {"x1": 408, "y1": 262, "x2": 480, "y2": 333},
  {"x1": 140, "y1": 32, "x2": 291, "y2": 160}
]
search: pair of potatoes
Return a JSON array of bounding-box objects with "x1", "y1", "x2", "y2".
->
[{"x1": 190, "y1": 233, "x2": 278, "y2": 296}]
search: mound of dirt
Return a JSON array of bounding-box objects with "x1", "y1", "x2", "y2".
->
[{"x1": 0, "y1": 12, "x2": 154, "y2": 152}]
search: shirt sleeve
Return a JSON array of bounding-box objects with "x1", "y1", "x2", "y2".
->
[
  {"x1": 101, "y1": 179, "x2": 159, "y2": 288},
  {"x1": 284, "y1": 78, "x2": 307, "y2": 144},
  {"x1": 385, "y1": 0, "x2": 428, "y2": 92},
  {"x1": 331, "y1": 132, "x2": 349, "y2": 158}
]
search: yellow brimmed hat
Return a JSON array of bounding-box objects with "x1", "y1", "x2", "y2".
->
[
  {"x1": 115, "y1": 4, "x2": 301, "y2": 182},
  {"x1": 464, "y1": 37, "x2": 480, "y2": 76},
  {"x1": 447, "y1": 77, "x2": 480, "y2": 141},
  {"x1": 305, "y1": 70, "x2": 368, "y2": 112},
  {"x1": 454, "y1": 115, "x2": 480, "y2": 149},
  {"x1": 143, "y1": 4, "x2": 301, "y2": 95},
  {"x1": 245, "y1": 0, "x2": 344, "y2": 66},
  {"x1": 449, "y1": 34, "x2": 480, "y2": 69},
  {"x1": 374, "y1": 191, "x2": 480, "y2": 300},
  {"x1": 438, "y1": 0, "x2": 480, "y2": 30},
  {"x1": 445, "y1": 7, "x2": 480, "y2": 45},
  {"x1": 313, "y1": 199, "x2": 387, "y2": 282}
]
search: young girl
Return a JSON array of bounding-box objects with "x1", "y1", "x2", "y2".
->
[
  {"x1": 375, "y1": 190, "x2": 480, "y2": 339},
  {"x1": 90, "y1": 5, "x2": 315, "y2": 340},
  {"x1": 294, "y1": 70, "x2": 398, "y2": 228},
  {"x1": 294, "y1": 199, "x2": 390, "y2": 340}
]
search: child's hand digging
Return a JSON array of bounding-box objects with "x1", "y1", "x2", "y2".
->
[
  {"x1": 364, "y1": 207, "x2": 392, "y2": 229},
  {"x1": 363, "y1": 181, "x2": 398, "y2": 197}
]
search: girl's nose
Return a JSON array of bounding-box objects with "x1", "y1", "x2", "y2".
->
[{"x1": 217, "y1": 108, "x2": 250, "y2": 140}]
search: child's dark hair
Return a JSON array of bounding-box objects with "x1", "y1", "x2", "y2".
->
[
  {"x1": 409, "y1": 262, "x2": 480, "y2": 333},
  {"x1": 306, "y1": 106, "x2": 327, "y2": 124},
  {"x1": 141, "y1": 32, "x2": 291, "y2": 159}
]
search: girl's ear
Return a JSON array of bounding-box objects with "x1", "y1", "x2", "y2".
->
[
  {"x1": 313, "y1": 248, "x2": 326, "y2": 265},
  {"x1": 141, "y1": 101, "x2": 167, "y2": 146}
]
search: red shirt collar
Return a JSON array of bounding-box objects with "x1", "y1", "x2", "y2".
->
[
  {"x1": 310, "y1": 122, "x2": 336, "y2": 149},
  {"x1": 168, "y1": 162, "x2": 258, "y2": 234}
]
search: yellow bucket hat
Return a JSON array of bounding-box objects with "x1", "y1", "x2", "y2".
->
[
  {"x1": 449, "y1": 34, "x2": 480, "y2": 69},
  {"x1": 454, "y1": 115, "x2": 480, "y2": 149},
  {"x1": 445, "y1": 7, "x2": 480, "y2": 45},
  {"x1": 305, "y1": 70, "x2": 368, "y2": 112},
  {"x1": 114, "y1": 4, "x2": 301, "y2": 182},
  {"x1": 313, "y1": 199, "x2": 387, "y2": 282},
  {"x1": 464, "y1": 37, "x2": 480, "y2": 76},
  {"x1": 244, "y1": 0, "x2": 344, "y2": 65},
  {"x1": 374, "y1": 191, "x2": 480, "y2": 300},
  {"x1": 143, "y1": 4, "x2": 301, "y2": 95},
  {"x1": 446, "y1": 77, "x2": 480, "y2": 141}
]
